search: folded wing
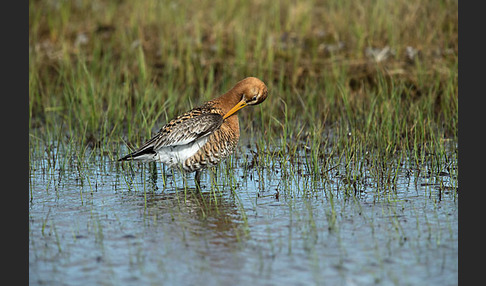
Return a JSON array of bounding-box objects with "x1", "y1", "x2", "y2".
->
[{"x1": 118, "y1": 113, "x2": 224, "y2": 161}]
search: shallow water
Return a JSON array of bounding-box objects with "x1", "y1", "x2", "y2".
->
[{"x1": 29, "y1": 143, "x2": 458, "y2": 285}]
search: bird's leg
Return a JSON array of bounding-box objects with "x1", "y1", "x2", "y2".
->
[{"x1": 195, "y1": 170, "x2": 202, "y2": 190}]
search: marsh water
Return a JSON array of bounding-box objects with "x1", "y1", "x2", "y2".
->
[{"x1": 29, "y1": 141, "x2": 458, "y2": 285}]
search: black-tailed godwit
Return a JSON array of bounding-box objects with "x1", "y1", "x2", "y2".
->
[{"x1": 118, "y1": 77, "x2": 268, "y2": 187}]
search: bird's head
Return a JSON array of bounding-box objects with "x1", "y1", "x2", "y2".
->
[{"x1": 223, "y1": 77, "x2": 268, "y2": 119}]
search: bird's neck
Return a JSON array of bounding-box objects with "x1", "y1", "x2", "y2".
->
[{"x1": 213, "y1": 87, "x2": 243, "y2": 114}]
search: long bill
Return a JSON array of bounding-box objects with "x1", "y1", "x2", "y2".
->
[{"x1": 223, "y1": 99, "x2": 247, "y2": 119}]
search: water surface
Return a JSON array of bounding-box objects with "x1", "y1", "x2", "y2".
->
[{"x1": 29, "y1": 143, "x2": 458, "y2": 285}]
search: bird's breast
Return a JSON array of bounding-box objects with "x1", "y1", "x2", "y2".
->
[{"x1": 182, "y1": 119, "x2": 240, "y2": 172}]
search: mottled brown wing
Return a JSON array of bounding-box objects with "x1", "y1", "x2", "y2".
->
[
  {"x1": 118, "y1": 112, "x2": 223, "y2": 161},
  {"x1": 152, "y1": 112, "x2": 223, "y2": 148}
]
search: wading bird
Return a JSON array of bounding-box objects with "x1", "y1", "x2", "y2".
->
[{"x1": 118, "y1": 77, "x2": 268, "y2": 188}]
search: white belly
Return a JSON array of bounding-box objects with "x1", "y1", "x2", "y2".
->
[{"x1": 155, "y1": 137, "x2": 209, "y2": 167}]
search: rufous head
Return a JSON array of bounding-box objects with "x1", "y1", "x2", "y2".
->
[{"x1": 223, "y1": 77, "x2": 268, "y2": 119}]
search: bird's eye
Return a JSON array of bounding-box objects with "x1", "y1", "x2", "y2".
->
[{"x1": 252, "y1": 96, "x2": 257, "y2": 101}]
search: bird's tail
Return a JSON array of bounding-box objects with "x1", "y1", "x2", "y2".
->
[{"x1": 118, "y1": 146, "x2": 156, "y2": 162}]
